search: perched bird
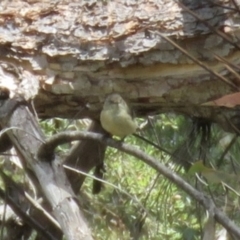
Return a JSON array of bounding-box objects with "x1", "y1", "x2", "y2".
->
[{"x1": 100, "y1": 94, "x2": 137, "y2": 138}]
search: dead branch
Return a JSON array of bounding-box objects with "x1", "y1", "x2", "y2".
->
[
  {"x1": 40, "y1": 129, "x2": 240, "y2": 238},
  {"x1": 0, "y1": 98, "x2": 94, "y2": 240}
]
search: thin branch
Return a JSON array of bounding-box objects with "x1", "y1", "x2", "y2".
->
[
  {"x1": 0, "y1": 188, "x2": 57, "y2": 240},
  {"x1": 0, "y1": 170, "x2": 58, "y2": 240},
  {"x1": 217, "y1": 134, "x2": 238, "y2": 168},
  {"x1": 40, "y1": 130, "x2": 240, "y2": 238},
  {"x1": 153, "y1": 32, "x2": 239, "y2": 91},
  {"x1": 24, "y1": 192, "x2": 61, "y2": 230},
  {"x1": 213, "y1": 53, "x2": 240, "y2": 72},
  {"x1": 63, "y1": 165, "x2": 149, "y2": 214},
  {"x1": 177, "y1": 1, "x2": 240, "y2": 51}
]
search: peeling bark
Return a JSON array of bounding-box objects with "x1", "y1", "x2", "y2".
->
[
  {"x1": 0, "y1": 0, "x2": 239, "y2": 129},
  {"x1": 0, "y1": 99, "x2": 93, "y2": 240},
  {"x1": 0, "y1": 1, "x2": 239, "y2": 238}
]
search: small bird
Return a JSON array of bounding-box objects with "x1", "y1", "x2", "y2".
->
[{"x1": 100, "y1": 94, "x2": 137, "y2": 138}]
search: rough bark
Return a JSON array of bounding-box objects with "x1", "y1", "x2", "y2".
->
[
  {"x1": 0, "y1": 98, "x2": 93, "y2": 240},
  {"x1": 0, "y1": 0, "x2": 239, "y2": 129},
  {"x1": 0, "y1": 0, "x2": 240, "y2": 238}
]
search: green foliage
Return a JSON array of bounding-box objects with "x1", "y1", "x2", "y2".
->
[
  {"x1": 5, "y1": 114, "x2": 240, "y2": 239},
  {"x1": 77, "y1": 114, "x2": 240, "y2": 239},
  {"x1": 78, "y1": 116, "x2": 203, "y2": 240}
]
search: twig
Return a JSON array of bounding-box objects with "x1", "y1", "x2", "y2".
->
[{"x1": 39, "y1": 130, "x2": 240, "y2": 238}]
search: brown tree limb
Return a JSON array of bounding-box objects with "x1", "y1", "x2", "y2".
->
[
  {"x1": 0, "y1": 0, "x2": 239, "y2": 126},
  {"x1": 64, "y1": 120, "x2": 107, "y2": 194},
  {"x1": 40, "y1": 130, "x2": 240, "y2": 238}
]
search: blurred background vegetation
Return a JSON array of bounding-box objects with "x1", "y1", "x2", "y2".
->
[
  {"x1": 45, "y1": 115, "x2": 240, "y2": 239},
  {"x1": 1, "y1": 114, "x2": 240, "y2": 239}
]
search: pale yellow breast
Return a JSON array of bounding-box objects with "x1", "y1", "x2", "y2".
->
[{"x1": 100, "y1": 109, "x2": 137, "y2": 138}]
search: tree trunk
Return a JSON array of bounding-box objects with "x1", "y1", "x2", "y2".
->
[
  {"x1": 0, "y1": 0, "x2": 239, "y2": 128},
  {"x1": 0, "y1": 0, "x2": 240, "y2": 239}
]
